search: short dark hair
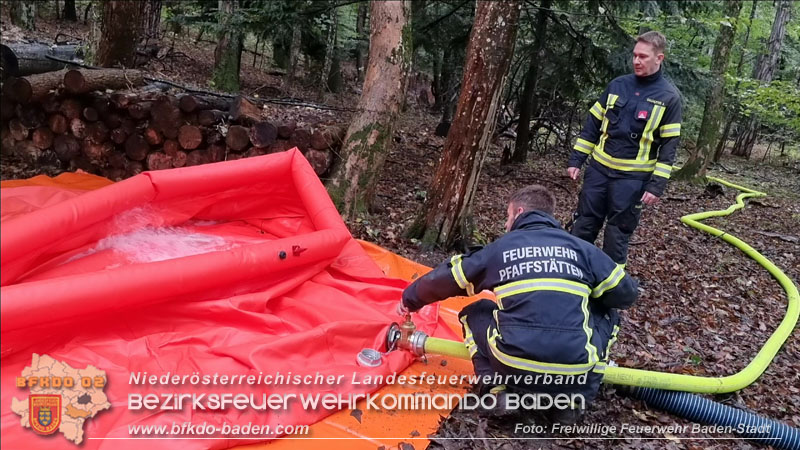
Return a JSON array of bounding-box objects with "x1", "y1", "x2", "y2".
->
[
  {"x1": 637, "y1": 30, "x2": 667, "y2": 54},
  {"x1": 508, "y1": 185, "x2": 556, "y2": 215}
]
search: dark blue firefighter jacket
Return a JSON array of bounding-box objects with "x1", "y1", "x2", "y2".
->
[{"x1": 402, "y1": 211, "x2": 638, "y2": 375}]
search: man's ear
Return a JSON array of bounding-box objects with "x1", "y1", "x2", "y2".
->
[
  {"x1": 657, "y1": 53, "x2": 665, "y2": 63},
  {"x1": 516, "y1": 206, "x2": 525, "y2": 215}
]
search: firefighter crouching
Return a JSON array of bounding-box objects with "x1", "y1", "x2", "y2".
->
[{"x1": 398, "y1": 185, "x2": 638, "y2": 423}]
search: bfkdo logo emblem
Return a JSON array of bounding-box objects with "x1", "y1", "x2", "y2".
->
[{"x1": 30, "y1": 395, "x2": 61, "y2": 435}]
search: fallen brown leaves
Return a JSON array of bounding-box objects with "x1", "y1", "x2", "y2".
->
[{"x1": 356, "y1": 109, "x2": 798, "y2": 450}]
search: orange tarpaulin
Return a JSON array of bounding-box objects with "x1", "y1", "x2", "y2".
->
[{"x1": 1, "y1": 150, "x2": 481, "y2": 450}]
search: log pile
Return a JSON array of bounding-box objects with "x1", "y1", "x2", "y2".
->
[{"x1": 1, "y1": 69, "x2": 344, "y2": 180}]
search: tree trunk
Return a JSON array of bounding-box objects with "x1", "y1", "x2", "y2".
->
[
  {"x1": 327, "y1": 0, "x2": 411, "y2": 219},
  {"x1": 436, "y1": 45, "x2": 464, "y2": 135},
  {"x1": 673, "y1": 0, "x2": 742, "y2": 180},
  {"x1": 84, "y1": 2, "x2": 92, "y2": 24},
  {"x1": 731, "y1": 0, "x2": 792, "y2": 157},
  {"x1": 714, "y1": 0, "x2": 758, "y2": 162},
  {"x1": 139, "y1": 0, "x2": 162, "y2": 40},
  {"x1": 63, "y1": 0, "x2": 77, "y2": 21},
  {"x1": 328, "y1": 36, "x2": 344, "y2": 93},
  {"x1": 432, "y1": 49, "x2": 443, "y2": 109},
  {"x1": 509, "y1": 0, "x2": 550, "y2": 164},
  {"x1": 211, "y1": 0, "x2": 244, "y2": 92},
  {"x1": 286, "y1": 28, "x2": 302, "y2": 89},
  {"x1": 409, "y1": 0, "x2": 521, "y2": 249},
  {"x1": 95, "y1": 0, "x2": 142, "y2": 67},
  {"x1": 272, "y1": 34, "x2": 290, "y2": 69},
  {"x1": 320, "y1": 6, "x2": 339, "y2": 95},
  {"x1": 355, "y1": 1, "x2": 368, "y2": 83},
  {"x1": 9, "y1": 1, "x2": 36, "y2": 30}
]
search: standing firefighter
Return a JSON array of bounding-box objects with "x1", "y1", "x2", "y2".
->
[
  {"x1": 567, "y1": 31, "x2": 682, "y2": 265},
  {"x1": 398, "y1": 185, "x2": 638, "y2": 423}
]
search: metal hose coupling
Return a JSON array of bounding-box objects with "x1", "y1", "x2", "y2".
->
[{"x1": 386, "y1": 322, "x2": 428, "y2": 356}]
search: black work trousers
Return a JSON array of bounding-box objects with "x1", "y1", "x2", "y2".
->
[
  {"x1": 571, "y1": 164, "x2": 646, "y2": 265},
  {"x1": 458, "y1": 299, "x2": 606, "y2": 406}
]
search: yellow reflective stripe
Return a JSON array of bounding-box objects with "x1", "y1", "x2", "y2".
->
[
  {"x1": 589, "y1": 101, "x2": 605, "y2": 121},
  {"x1": 653, "y1": 162, "x2": 672, "y2": 179},
  {"x1": 636, "y1": 105, "x2": 665, "y2": 161},
  {"x1": 574, "y1": 138, "x2": 595, "y2": 155},
  {"x1": 450, "y1": 255, "x2": 475, "y2": 296},
  {"x1": 492, "y1": 310, "x2": 501, "y2": 337},
  {"x1": 593, "y1": 146, "x2": 657, "y2": 172},
  {"x1": 596, "y1": 94, "x2": 619, "y2": 155},
  {"x1": 660, "y1": 123, "x2": 681, "y2": 137},
  {"x1": 592, "y1": 264, "x2": 625, "y2": 298},
  {"x1": 494, "y1": 278, "x2": 591, "y2": 300},
  {"x1": 604, "y1": 325, "x2": 620, "y2": 361},
  {"x1": 574, "y1": 145, "x2": 591, "y2": 155},
  {"x1": 488, "y1": 329, "x2": 596, "y2": 375},
  {"x1": 460, "y1": 316, "x2": 478, "y2": 357},
  {"x1": 577, "y1": 138, "x2": 596, "y2": 150},
  {"x1": 450, "y1": 255, "x2": 465, "y2": 288},
  {"x1": 581, "y1": 296, "x2": 599, "y2": 364},
  {"x1": 489, "y1": 385, "x2": 507, "y2": 394},
  {"x1": 593, "y1": 361, "x2": 607, "y2": 373}
]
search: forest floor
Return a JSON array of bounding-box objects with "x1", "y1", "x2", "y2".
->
[{"x1": 3, "y1": 17, "x2": 800, "y2": 450}]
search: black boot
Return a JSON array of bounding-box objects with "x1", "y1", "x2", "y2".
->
[
  {"x1": 476, "y1": 384, "x2": 515, "y2": 417},
  {"x1": 546, "y1": 406, "x2": 584, "y2": 425}
]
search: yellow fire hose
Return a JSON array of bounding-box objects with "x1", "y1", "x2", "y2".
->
[{"x1": 413, "y1": 176, "x2": 799, "y2": 394}]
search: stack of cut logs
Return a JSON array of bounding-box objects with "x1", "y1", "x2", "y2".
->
[{"x1": 0, "y1": 68, "x2": 344, "y2": 180}]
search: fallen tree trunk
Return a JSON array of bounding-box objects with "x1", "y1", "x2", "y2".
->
[
  {"x1": 63, "y1": 69, "x2": 145, "y2": 95},
  {"x1": 4, "y1": 70, "x2": 68, "y2": 103},
  {"x1": 229, "y1": 96, "x2": 261, "y2": 124},
  {"x1": 1, "y1": 43, "x2": 84, "y2": 77},
  {"x1": 2, "y1": 85, "x2": 343, "y2": 179},
  {"x1": 32, "y1": 127, "x2": 54, "y2": 149},
  {"x1": 226, "y1": 125, "x2": 250, "y2": 152},
  {"x1": 198, "y1": 109, "x2": 227, "y2": 126},
  {"x1": 7, "y1": 68, "x2": 145, "y2": 103},
  {"x1": 53, "y1": 134, "x2": 80, "y2": 161},
  {"x1": 177, "y1": 93, "x2": 231, "y2": 113},
  {"x1": 178, "y1": 125, "x2": 203, "y2": 150},
  {"x1": 249, "y1": 121, "x2": 277, "y2": 148},
  {"x1": 48, "y1": 113, "x2": 68, "y2": 134}
]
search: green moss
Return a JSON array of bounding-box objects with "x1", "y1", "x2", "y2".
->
[
  {"x1": 401, "y1": 22, "x2": 413, "y2": 66},
  {"x1": 420, "y1": 227, "x2": 440, "y2": 250},
  {"x1": 328, "y1": 122, "x2": 393, "y2": 218},
  {"x1": 326, "y1": 178, "x2": 349, "y2": 212},
  {"x1": 211, "y1": 49, "x2": 241, "y2": 92},
  {"x1": 405, "y1": 214, "x2": 426, "y2": 239},
  {"x1": 211, "y1": 32, "x2": 243, "y2": 92},
  {"x1": 672, "y1": 158, "x2": 703, "y2": 181}
]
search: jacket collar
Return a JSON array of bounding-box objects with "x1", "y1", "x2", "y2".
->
[
  {"x1": 636, "y1": 66, "x2": 663, "y2": 83},
  {"x1": 509, "y1": 210, "x2": 561, "y2": 232}
]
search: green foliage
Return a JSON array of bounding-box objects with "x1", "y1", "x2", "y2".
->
[
  {"x1": 731, "y1": 79, "x2": 800, "y2": 136},
  {"x1": 159, "y1": 0, "x2": 798, "y2": 157},
  {"x1": 163, "y1": 0, "x2": 335, "y2": 67},
  {"x1": 411, "y1": 1, "x2": 474, "y2": 75}
]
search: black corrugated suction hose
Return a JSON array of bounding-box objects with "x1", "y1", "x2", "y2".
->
[{"x1": 627, "y1": 387, "x2": 800, "y2": 450}]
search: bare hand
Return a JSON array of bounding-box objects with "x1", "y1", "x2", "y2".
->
[
  {"x1": 396, "y1": 301, "x2": 410, "y2": 317},
  {"x1": 641, "y1": 191, "x2": 660, "y2": 205},
  {"x1": 567, "y1": 167, "x2": 580, "y2": 180}
]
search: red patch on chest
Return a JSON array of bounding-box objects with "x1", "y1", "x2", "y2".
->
[{"x1": 637, "y1": 110, "x2": 649, "y2": 120}]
